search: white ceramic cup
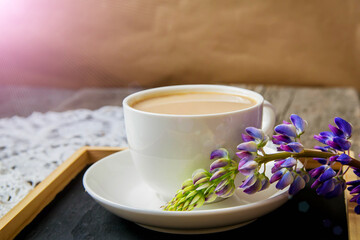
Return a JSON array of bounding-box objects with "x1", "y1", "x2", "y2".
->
[{"x1": 123, "y1": 85, "x2": 276, "y2": 200}]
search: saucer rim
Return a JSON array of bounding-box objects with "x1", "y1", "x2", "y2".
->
[{"x1": 83, "y1": 149, "x2": 290, "y2": 217}]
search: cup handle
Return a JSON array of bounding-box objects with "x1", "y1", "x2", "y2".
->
[{"x1": 262, "y1": 100, "x2": 276, "y2": 136}]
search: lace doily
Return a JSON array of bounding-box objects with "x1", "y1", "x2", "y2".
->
[{"x1": 0, "y1": 106, "x2": 127, "y2": 218}]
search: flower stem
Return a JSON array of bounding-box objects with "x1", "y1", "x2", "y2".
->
[{"x1": 256, "y1": 149, "x2": 360, "y2": 169}]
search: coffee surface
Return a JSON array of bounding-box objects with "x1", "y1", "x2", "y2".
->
[{"x1": 131, "y1": 92, "x2": 257, "y2": 115}]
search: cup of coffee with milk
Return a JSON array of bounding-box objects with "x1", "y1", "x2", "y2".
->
[{"x1": 123, "y1": 85, "x2": 276, "y2": 200}]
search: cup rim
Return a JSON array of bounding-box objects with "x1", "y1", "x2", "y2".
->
[{"x1": 123, "y1": 84, "x2": 264, "y2": 118}]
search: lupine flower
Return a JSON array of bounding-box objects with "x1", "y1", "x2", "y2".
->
[
  {"x1": 289, "y1": 175, "x2": 306, "y2": 195},
  {"x1": 309, "y1": 164, "x2": 345, "y2": 198},
  {"x1": 272, "y1": 134, "x2": 292, "y2": 145},
  {"x1": 210, "y1": 148, "x2": 229, "y2": 160},
  {"x1": 334, "y1": 117, "x2": 352, "y2": 139},
  {"x1": 270, "y1": 168, "x2": 286, "y2": 183},
  {"x1": 235, "y1": 150, "x2": 256, "y2": 162},
  {"x1": 271, "y1": 159, "x2": 286, "y2": 173},
  {"x1": 314, "y1": 118, "x2": 352, "y2": 151},
  {"x1": 313, "y1": 157, "x2": 328, "y2": 164},
  {"x1": 316, "y1": 178, "x2": 335, "y2": 196},
  {"x1": 275, "y1": 171, "x2": 294, "y2": 190},
  {"x1": 274, "y1": 124, "x2": 297, "y2": 138},
  {"x1": 245, "y1": 127, "x2": 264, "y2": 140},
  {"x1": 280, "y1": 157, "x2": 297, "y2": 168},
  {"x1": 314, "y1": 145, "x2": 335, "y2": 153},
  {"x1": 309, "y1": 165, "x2": 327, "y2": 178},
  {"x1": 259, "y1": 173, "x2": 270, "y2": 191},
  {"x1": 163, "y1": 115, "x2": 360, "y2": 215},
  {"x1": 245, "y1": 127, "x2": 269, "y2": 147},
  {"x1": 325, "y1": 178, "x2": 346, "y2": 198},
  {"x1": 278, "y1": 142, "x2": 304, "y2": 153},
  {"x1": 273, "y1": 115, "x2": 307, "y2": 153},
  {"x1": 270, "y1": 162, "x2": 308, "y2": 194},
  {"x1": 237, "y1": 141, "x2": 258, "y2": 152},
  {"x1": 192, "y1": 169, "x2": 210, "y2": 185},
  {"x1": 242, "y1": 133, "x2": 255, "y2": 142},
  {"x1": 290, "y1": 114, "x2": 308, "y2": 136},
  {"x1": 238, "y1": 160, "x2": 258, "y2": 175},
  {"x1": 210, "y1": 168, "x2": 227, "y2": 181},
  {"x1": 240, "y1": 173, "x2": 269, "y2": 194},
  {"x1": 210, "y1": 158, "x2": 229, "y2": 172},
  {"x1": 319, "y1": 167, "x2": 336, "y2": 182},
  {"x1": 336, "y1": 153, "x2": 352, "y2": 165},
  {"x1": 215, "y1": 179, "x2": 236, "y2": 197}
]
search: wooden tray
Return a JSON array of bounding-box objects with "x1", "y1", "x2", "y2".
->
[{"x1": 0, "y1": 147, "x2": 359, "y2": 240}]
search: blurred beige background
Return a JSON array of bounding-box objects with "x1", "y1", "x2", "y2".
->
[{"x1": 0, "y1": 0, "x2": 359, "y2": 89}]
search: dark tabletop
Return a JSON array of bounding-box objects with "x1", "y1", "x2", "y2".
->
[{"x1": 2, "y1": 84, "x2": 359, "y2": 240}]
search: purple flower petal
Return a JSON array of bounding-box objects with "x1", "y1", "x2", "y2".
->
[
  {"x1": 209, "y1": 168, "x2": 227, "y2": 181},
  {"x1": 235, "y1": 151, "x2": 256, "y2": 162},
  {"x1": 210, "y1": 158, "x2": 229, "y2": 171},
  {"x1": 347, "y1": 179, "x2": 360, "y2": 186},
  {"x1": 237, "y1": 141, "x2": 258, "y2": 152},
  {"x1": 329, "y1": 156, "x2": 338, "y2": 162},
  {"x1": 217, "y1": 182, "x2": 236, "y2": 198},
  {"x1": 192, "y1": 170, "x2": 209, "y2": 185},
  {"x1": 274, "y1": 124, "x2": 297, "y2": 138},
  {"x1": 299, "y1": 170, "x2": 310, "y2": 183},
  {"x1": 353, "y1": 168, "x2": 360, "y2": 177},
  {"x1": 290, "y1": 114, "x2": 307, "y2": 135},
  {"x1": 270, "y1": 169, "x2": 285, "y2": 183},
  {"x1": 314, "y1": 146, "x2": 332, "y2": 153},
  {"x1": 313, "y1": 158, "x2": 328, "y2": 165},
  {"x1": 316, "y1": 179, "x2": 335, "y2": 196},
  {"x1": 325, "y1": 180, "x2": 345, "y2": 198},
  {"x1": 243, "y1": 178, "x2": 262, "y2": 194},
  {"x1": 276, "y1": 171, "x2": 294, "y2": 189},
  {"x1": 242, "y1": 133, "x2": 255, "y2": 142},
  {"x1": 237, "y1": 159, "x2": 247, "y2": 170},
  {"x1": 238, "y1": 160, "x2": 258, "y2": 175},
  {"x1": 350, "y1": 185, "x2": 360, "y2": 194},
  {"x1": 320, "y1": 131, "x2": 335, "y2": 138},
  {"x1": 311, "y1": 178, "x2": 322, "y2": 189},
  {"x1": 319, "y1": 167, "x2": 336, "y2": 182},
  {"x1": 259, "y1": 174, "x2": 270, "y2": 191},
  {"x1": 314, "y1": 135, "x2": 329, "y2": 145},
  {"x1": 336, "y1": 153, "x2": 352, "y2": 165},
  {"x1": 334, "y1": 117, "x2": 352, "y2": 138},
  {"x1": 272, "y1": 134, "x2": 293, "y2": 144},
  {"x1": 278, "y1": 144, "x2": 293, "y2": 152},
  {"x1": 272, "y1": 159, "x2": 286, "y2": 173},
  {"x1": 215, "y1": 180, "x2": 235, "y2": 197},
  {"x1": 309, "y1": 165, "x2": 327, "y2": 178},
  {"x1": 289, "y1": 175, "x2": 306, "y2": 195},
  {"x1": 240, "y1": 174, "x2": 256, "y2": 188},
  {"x1": 245, "y1": 127, "x2": 264, "y2": 140},
  {"x1": 350, "y1": 195, "x2": 360, "y2": 203},
  {"x1": 279, "y1": 144, "x2": 293, "y2": 152},
  {"x1": 287, "y1": 142, "x2": 304, "y2": 153},
  {"x1": 210, "y1": 148, "x2": 228, "y2": 160},
  {"x1": 332, "y1": 137, "x2": 351, "y2": 151},
  {"x1": 328, "y1": 124, "x2": 344, "y2": 138},
  {"x1": 281, "y1": 157, "x2": 297, "y2": 168}
]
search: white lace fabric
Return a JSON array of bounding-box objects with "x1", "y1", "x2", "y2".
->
[{"x1": 0, "y1": 106, "x2": 127, "y2": 218}]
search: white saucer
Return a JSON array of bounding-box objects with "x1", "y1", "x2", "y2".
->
[{"x1": 83, "y1": 148, "x2": 289, "y2": 234}]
